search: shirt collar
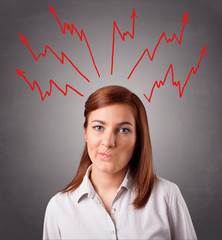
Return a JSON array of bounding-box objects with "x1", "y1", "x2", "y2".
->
[
  {"x1": 73, "y1": 164, "x2": 134, "y2": 204},
  {"x1": 120, "y1": 167, "x2": 134, "y2": 193},
  {"x1": 74, "y1": 165, "x2": 95, "y2": 203}
]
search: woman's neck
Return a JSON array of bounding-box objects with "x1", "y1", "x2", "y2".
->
[
  {"x1": 90, "y1": 165, "x2": 127, "y2": 194},
  {"x1": 89, "y1": 165, "x2": 128, "y2": 214}
]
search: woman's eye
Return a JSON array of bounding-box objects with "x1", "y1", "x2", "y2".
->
[
  {"x1": 93, "y1": 126, "x2": 103, "y2": 131},
  {"x1": 119, "y1": 128, "x2": 129, "y2": 134}
]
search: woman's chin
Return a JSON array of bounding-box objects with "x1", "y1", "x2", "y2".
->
[
  {"x1": 92, "y1": 160, "x2": 128, "y2": 176},
  {"x1": 93, "y1": 160, "x2": 117, "y2": 174}
]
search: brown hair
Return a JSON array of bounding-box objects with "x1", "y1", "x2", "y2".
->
[{"x1": 62, "y1": 85, "x2": 156, "y2": 208}]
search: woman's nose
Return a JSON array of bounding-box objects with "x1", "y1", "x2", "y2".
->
[{"x1": 102, "y1": 130, "x2": 116, "y2": 147}]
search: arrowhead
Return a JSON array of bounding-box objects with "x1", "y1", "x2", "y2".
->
[
  {"x1": 199, "y1": 45, "x2": 207, "y2": 56},
  {"x1": 18, "y1": 32, "x2": 29, "y2": 44},
  {"x1": 181, "y1": 12, "x2": 188, "y2": 24},
  {"x1": 131, "y1": 8, "x2": 137, "y2": 18},
  {"x1": 49, "y1": 5, "x2": 57, "y2": 14},
  {"x1": 15, "y1": 69, "x2": 25, "y2": 77}
]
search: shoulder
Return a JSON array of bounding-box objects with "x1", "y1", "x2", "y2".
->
[
  {"x1": 154, "y1": 175, "x2": 180, "y2": 194},
  {"x1": 151, "y1": 176, "x2": 183, "y2": 208},
  {"x1": 46, "y1": 191, "x2": 77, "y2": 213},
  {"x1": 153, "y1": 177, "x2": 197, "y2": 239}
]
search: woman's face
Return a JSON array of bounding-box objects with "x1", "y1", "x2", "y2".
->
[{"x1": 84, "y1": 104, "x2": 137, "y2": 175}]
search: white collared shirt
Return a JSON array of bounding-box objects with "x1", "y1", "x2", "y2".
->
[{"x1": 43, "y1": 165, "x2": 197, "y2": 239}]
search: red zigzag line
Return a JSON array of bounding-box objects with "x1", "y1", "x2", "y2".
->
[
  {"x1": 128, "y1": 12, "x2": 188, "y2": 79},
  {"x1": 111, "y1": 8, "x2": 137, "y2": 75},
  {"x1": 18, "y1": 32, "x2": 90, "y2": 83},
  {"x1": 15, "y1": 69, "x2": 83, "y2": 101},
  {"x1": 49, "y1": 5, "x2": 100, "y2": 78},
  {"x1": 143, "y1": 45, "x2": 207, "y2": 102}
]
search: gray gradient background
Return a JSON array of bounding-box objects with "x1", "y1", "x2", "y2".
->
[{"x1": 1, "y1": 0, "x2": 222, "y2": 239}]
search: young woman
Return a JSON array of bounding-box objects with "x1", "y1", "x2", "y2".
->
[{"x1": 43, "y1": 86, "x2": 197, "y2": 239}]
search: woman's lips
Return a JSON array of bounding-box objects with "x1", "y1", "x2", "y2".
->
[{"x1": 98, "y1": 152, "x2": 112, "y2": 160}]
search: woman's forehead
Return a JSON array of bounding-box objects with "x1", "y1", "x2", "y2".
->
[{"x1": 88, "y1": 104, "x2": 136, "y2": 125}]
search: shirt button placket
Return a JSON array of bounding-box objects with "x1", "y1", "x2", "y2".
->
[
  {"x1": 111, "y1": 229, "x2": 116, "y2": 239},
  {"x1": 110, "y1": 206, "x2": 117, "y2": 239}
]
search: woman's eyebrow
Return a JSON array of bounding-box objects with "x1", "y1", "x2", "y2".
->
[
  {"x1": 118, "y1": 122, "x2": 133, "y2": 127},
  {"x1": 91, "y1": 120, "x2": 133, "y2": 126},
  {"x1": 91, "y1": 120, "x2": 106, "y2": 124}
]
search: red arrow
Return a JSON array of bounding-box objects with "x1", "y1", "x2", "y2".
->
[
  {"x1": 48, "y1": 5, "x2": 100, "y2": 77},
  {"x1": 111, "y1": 8, "x2": 137, "y2": 75},
  {"x1": 143, "y1": 45, "x2": 207, "y2": 102},
  {"x1": 18, "y1": 32, "x2": 90, "y2": 83},
  {"x1": 49, "y1": 5, "x2": 57, "y2": 15},
  {"x1": 130, "y1": 8, "x2": 137, "y2": 36},
  {"x1": 128, "y1": 12, "x2": 188, "y2": 79},
  {"x1": 15, "y1": 68, "x2": 84, "y2": 101}
]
